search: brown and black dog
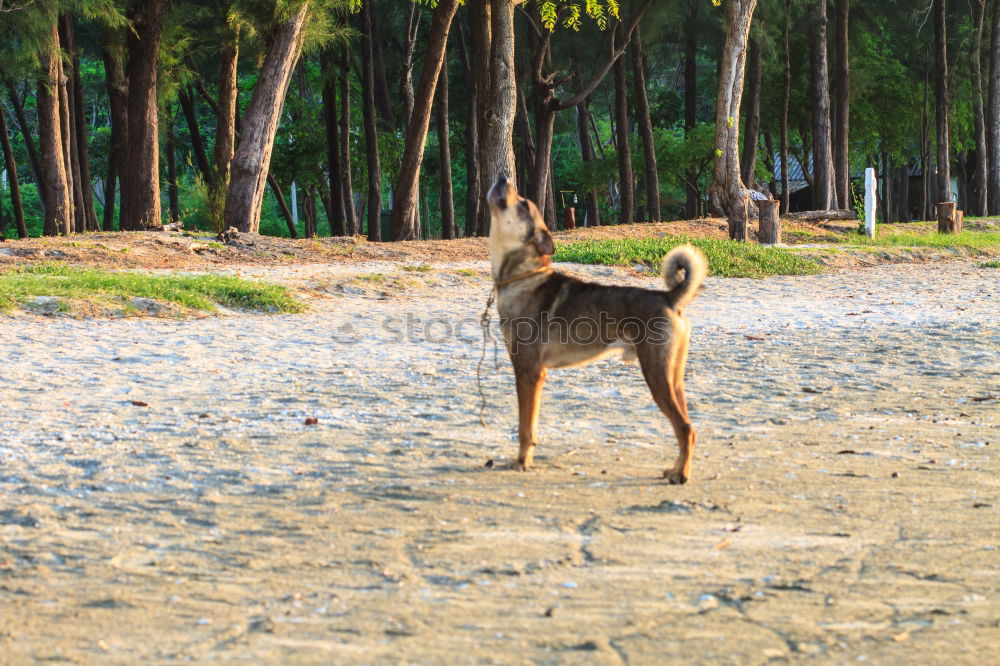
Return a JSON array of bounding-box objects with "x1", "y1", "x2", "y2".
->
[{"x1": 487, "y1": 177, "x2": 708, "y2": 484}]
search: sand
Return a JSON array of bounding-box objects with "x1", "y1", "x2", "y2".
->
[{"x1": 0, "y1": 260, "x2": 998, "y2": 664}]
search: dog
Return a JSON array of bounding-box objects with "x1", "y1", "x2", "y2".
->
[{"x1": 487, "y1": 177, "x2": 707, "y2": 484}]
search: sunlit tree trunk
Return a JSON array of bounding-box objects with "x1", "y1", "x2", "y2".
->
[
  {"x1": 121, "y1": 0, "x2": 165, "y2": 230},
  {"x1": 224, "y1": 2, "x2": 309, "y2": 233},
  {"x1": 391, "y1": 0, "x2": 460, "y2": 240},
  {"x1": 38, "y1": 21, "x2": 72, "y2": 236},
  {"x1": 707, "y1": 0, "x2": 758, "y2": 220}
]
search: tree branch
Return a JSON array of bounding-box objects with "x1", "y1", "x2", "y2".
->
[{"x1": 555, "y1": 0, "x2": 655, "y2": 111}]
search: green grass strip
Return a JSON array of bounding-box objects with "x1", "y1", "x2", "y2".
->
[
  {"x1": 845, "y1": 230, "x2": 1000, "y2": 250},
  {"x1": 0, "y1": 263, "x2": 304, "y2": 313},
  {"x1": 553, "y1": 236, "x2": 822, "y2": 278}
]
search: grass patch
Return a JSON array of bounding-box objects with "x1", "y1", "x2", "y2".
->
[
  {"x1": 402, "y1": 263, "x2": 433, "y2": 272},
  {"x1": 848, "y1": 230, "x2": 1000, "y2": 250},
  {"x1": 981, "y1": 259, "x2": 1000, "y2": 268},
  {"x1": 554, "y1": 236, "x2": 822, "y2": 278},
  {"x1": 0, "y1": 264, "x2": 304, "y2": 314}
]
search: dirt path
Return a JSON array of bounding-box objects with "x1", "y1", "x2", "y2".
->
[{"x1": 1, "y1": 261, "x2": 998, "y2": 664}]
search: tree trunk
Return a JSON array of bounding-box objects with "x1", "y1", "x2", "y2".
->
[
  {"x1": 322, "y1": 52, "x2": 346, "y2": 236},
  {"x1": 436, "y1": 54, "x2": 455, "y2": 240},
  {"x1": 370, "y1": 7, "x2": 395, "y2": 128},
  {"x1": 399, "y1": 2, "x2": 420, "y2": 128},
  {"x1": 458, "y1": 20, "x2": 480, "y2": 237},
  {"x1": 177, "y1": 88, "x2": 212, "y2": 185},
  {"x1": 896, "y1": 164, "x2": 910, "y2": 222},
  {"x1": 577, "y1": 97, "x2": 600, "y2": 226},
  {"x1": 61, "y1": 16, "x2": 98, "y2": 232},
  {"x1": 0, "y1": 102, "x2": 27, "y2": 238},
  {"x1": 811, "y1": 0, "x2": 836, "y2": 210},
  {"x1": 120, "y1": 0, "x2": 165, "y2": 231},
  {"x1": 707, "y1": 0, "x2": 759, "y2": 221},
  {"x1": 934, "y1": 0, "x2": 951, "y2": 204},
  {"x1": 613, "y1": 29, "x2": 634, "y2": 225},
  {"x1": 989, "y1": 0, "x2": 1000, "y2": 214},
  {"x1": 684, "y1": 0, "x2": 699, "y2": 219},
  {"x1": 209, "y1": 30, "x2": 239, "y2": 229},
  {"x1": 267, "y1": 174, "x2": 298, "y2": 238},
  {"x1": 740, "y1": 29, "x2": 762, "y2": 186},
  {"x1": 970, "y1": 0, "x2": 988, "y2": 216},
  {"x1": 38, "y1": 22, "x2": 72, "y2": 236},
  {"x1": 56, "y1": 35, "x2": 79, "y2": 234},
  {"x1": 100, "y1": 36, "x2": 128, "y2": 230},
  {"x1": 478, "y1": 0, "x2": 518, "y2": 234},
  {"x1": 339, "y1": 48, "x2": 357, "y2": 235},
  {"x1": 4, "y1": 81, "x2": 45, "y2": 212},
  {"x1": 360, "y1": 0, "x2": 382, "y2": 241},
  {"x1": 391, "y1": 0, "x2": 460, "y2": 241},
  {"x1": 937, "y1": 200, "x2": 957, "y2": 232},
  {"x1": 833, "y1": 0, "x2": 850, "y2": 209},
  {"x1": 166, "y1": 110, "x2": 179, "y2": 223},
  {"x1": 632, "y1": 25, "x2": 659, "y2": 221},
  {"x1": 223, "y1": 2, "x2": 308, "y2": 233}
]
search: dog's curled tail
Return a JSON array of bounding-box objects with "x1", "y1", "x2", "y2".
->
[{"x1": 662, "y1": 244, "x2": 708, "y2": 311}]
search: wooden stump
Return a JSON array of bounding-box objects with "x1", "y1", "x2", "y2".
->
[
  {"x1": 563, "y1": 207, "x2": 576, "y2": 230},
  {"x1": 956, "y1": 209, "x2": 964, "y2": 233},
  {"x1": 937, "y1": 201, "x2": 958, "y2": 233},
  {"x1": 728, "y1": 199, "x2": 749, "y2": 241},
  {"x1": 757, "y1": 199, "x2": 781, "y2": 244}
]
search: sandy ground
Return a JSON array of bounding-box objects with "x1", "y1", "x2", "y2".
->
[{"x1": 1, "y1": 260, "x2": 998, "y2": 664}]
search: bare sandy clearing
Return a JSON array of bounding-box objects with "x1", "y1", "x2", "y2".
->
[{"x1": 0, "y1": 260, "x2": 998, "y2": 664}]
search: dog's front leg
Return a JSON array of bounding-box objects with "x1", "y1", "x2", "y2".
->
[{"x1": 514, "y1": 364, "x2": 547, "y2": 470}]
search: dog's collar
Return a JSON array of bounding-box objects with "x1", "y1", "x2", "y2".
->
[{"x1": 494, "y1": 265, "x2": 553, "y2": 288}]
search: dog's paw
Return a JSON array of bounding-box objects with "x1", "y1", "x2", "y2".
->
[
  {"x1": 663, "y1": 468, "x2": 689, "y2": 485},
  {"x1": 511, "y1": 460, "x2": 532, "y2": 472}
]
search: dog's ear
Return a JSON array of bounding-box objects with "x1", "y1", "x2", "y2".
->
[{"x1": 532, "y1": 227, "x2": 555, "y2": 256}]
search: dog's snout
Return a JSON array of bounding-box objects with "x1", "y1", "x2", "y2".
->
[{"x1": 488, "y1": 177, "x2": 512, "y2": 209}]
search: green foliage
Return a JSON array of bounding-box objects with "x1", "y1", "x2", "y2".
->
[
  {"x1": 553, "y1": 237, "x2": 822, "y2": 278},
  {"x1": 0, "y1": 263, "x2": 305, "y2": 313},
  {"x1": 536, "y1": 0, "x2": 620, "y2": 31}
]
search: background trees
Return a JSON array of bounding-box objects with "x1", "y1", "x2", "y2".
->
[{"x1": 0, "y1": 0, "x2": 996, "y2": 241}]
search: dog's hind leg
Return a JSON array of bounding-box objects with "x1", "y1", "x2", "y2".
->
[
  {"x1": 514, "y1": 363, "x2": 547, "y2": 470},
  {"x1": 671, "y1": 317, "x2": 692, "y2": 420},
  {"x1": 636, "y1": 341, "x2": 696, "y2": 484}
]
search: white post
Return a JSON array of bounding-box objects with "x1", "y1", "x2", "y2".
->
[
  {"x1": 864, "y1": 167, "x2": 877, "y2": 238},
  {"x1": 290, "y1": 181, "x2": 298, "y2": 226}
]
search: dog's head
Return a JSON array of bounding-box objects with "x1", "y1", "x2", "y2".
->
[{"x1": 487, "y1": 177, "x2": 554, "y2": 275}]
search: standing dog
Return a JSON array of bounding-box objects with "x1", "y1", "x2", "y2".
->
[{"x1": 487, "y1": 177, "x2": 707, "y2": 484}]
